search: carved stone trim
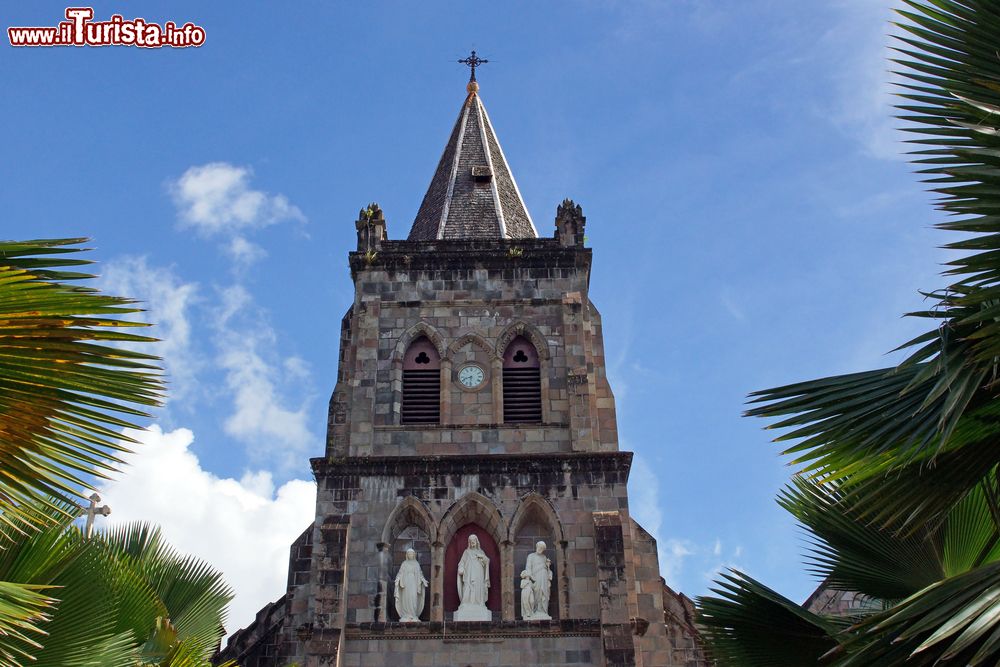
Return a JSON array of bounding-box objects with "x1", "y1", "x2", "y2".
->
[
  {"x1": 344, "y1": 618, "x2": 602, "y2": 641},
  {"x1": 312, "y1": 451, "x2": 633, "y2": 479},
  {"x1": 446, "y1": 333, "x2": 499, "y2": 362},
  {"x1": 381, "y1": 496, "x2": 437, "y2": 545},
  {"x1": 438, "y1": 491, "x2": 508, "y2": 548},
  {"x1": 495, "y1": 321, "x2": 551, "y2": 361},
  {"x1": 372, "y1": 422, "x2": 568, "y2": 431},
  {"x1": 393, "y1": 322, "x2": 447, "y2": 362},
  {"x1": 349, "y1": 239, "x2": 592, "y2": 280}
]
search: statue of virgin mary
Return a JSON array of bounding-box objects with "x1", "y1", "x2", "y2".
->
[
  {"x1": 393, "y1": 548, "x2": 428, "y2": 622},
  {"x1": 455, "y1": 533, "x2": 491, "y2": 621}
]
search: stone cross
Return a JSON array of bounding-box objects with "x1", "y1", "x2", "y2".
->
[{"x1": 84, "y1": 492, "x2": 111, "y2": 539}]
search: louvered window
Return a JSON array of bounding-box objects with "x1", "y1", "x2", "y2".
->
[
  {"x1": 402, "y1": 337, "x2": 440, "y2": 424},
  {"x1": 503, "y1": 336, "x2": 542, "y2": 423}
]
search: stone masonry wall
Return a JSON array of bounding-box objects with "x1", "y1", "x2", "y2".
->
[
  {"x1": 312, "y1": 452, "x2": 633, "y2": 628},
  {"x1": 222, "y1": 228, "x2": 682, "y2": 665},
  {"x1": 325, "y1": 239, "x2": 619, "y2": 459},
  {"x1": 339, "y1": 634, "x2": 603, "y2": 667}
]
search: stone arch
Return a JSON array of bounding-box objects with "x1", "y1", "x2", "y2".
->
[
  {"x1": 382, "y1": 496, "x2": 437, "y2": 546},
  {"x1": 438, "y1": 492, "x2": 508, "y2": 618},
  {"x1": 446, "y1": 332, "x2": 498, "y2": 362},
  {"x1": 393, "y1": 322, "x2": 446, "y2": 363},
  {"x1": 438, "y1": 491, "x2": 508, "y2": 547},
  {"x1": 509, "y1": 492, "x2": 567, "y2": 620},
  {"x1": 495, "y1": 321, "x2": 550, "y2": 361},
  {"x1": 499, "y1": 327, "x2": 547, "y2": 424},
  {"x1": 380, "y1": 497, "x2": 435, "y2": 623},
  {"x1": 508, "y1": 493, "x2": 564, "y2": 544},
  {"x1": 391, "y1": 323, "x2": 446, "y2": 426}
]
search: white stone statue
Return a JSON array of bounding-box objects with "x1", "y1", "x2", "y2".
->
[
  {"x1": 455, "y1": 533, "x2": 491, "y2": 621},
  {"x1": 523, "y1": 540, "x2": 552, "y2": 620},
  {"x1": 393, "y1": 548, "x2": 428, "y2": 622},
  {"x1": 519, "y1": 570, "x2": 535, "y2": 620}
]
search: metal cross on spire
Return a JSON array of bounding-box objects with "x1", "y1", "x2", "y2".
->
[{"x1": 458, "y1": 50, "x2": 488, "y2": 82}]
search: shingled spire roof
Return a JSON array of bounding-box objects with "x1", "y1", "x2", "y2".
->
[{"x1": 408, "y1": 80, "x2": 537, "y2": 241}]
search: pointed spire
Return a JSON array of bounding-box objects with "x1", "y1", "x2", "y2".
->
[{"x1": 408, "y1": 70, "x2": 536, "y2": 241}]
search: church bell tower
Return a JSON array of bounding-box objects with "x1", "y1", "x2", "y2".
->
[{"x1": 218, "y1": 57, "x2": 704, "y2": 667}]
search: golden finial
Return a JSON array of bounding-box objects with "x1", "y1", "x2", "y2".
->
[{"x1": 467, "y1": 80, "x2": 480, "y2": 94}]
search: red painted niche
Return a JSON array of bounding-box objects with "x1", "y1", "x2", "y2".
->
[{"x1": 443, "y1": 523, "x2": 502, "y2": 614}]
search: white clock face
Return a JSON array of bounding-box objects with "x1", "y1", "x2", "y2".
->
[{"x1": 458, "y1": 364, "x2": 485, "y2": 389}]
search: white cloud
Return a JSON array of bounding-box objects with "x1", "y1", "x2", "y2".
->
[
  {"x1": 284, "y1": 356, "x2": 311, "y2": 380},
  {"x1": 213, "y1": 285, "x2": 316, "y2": 472},
  {"x1": 629, "y1": 454, "x2": 663, "y2": 538},
  {"x1": 170, "y1": 162, "x2": 304, "y2": 265},
  {"x1": 218, "y1": 339, "x2": 314, "y2": 470},
  {"x1": 720, "y1": 287, "x2": 746, "y2": 322},
  {"x1": 629, "y1": 455, "x2": 748, "y2": 591},
  {"x1": 701, "y1": 541, "x2": 748, "y2": 586},
  {"x1": 826, "y1": 0, "x2": 908, "y2": 160},
  {"x1": 629, "y1": 453, "x2": 696, "y2": 584},
  {"x1": 661, "y1": 539, "x2": 696, "y2": 586},
  {"x1": 227, "y1": 235, "x2": 267, "y2": 268},
  {"x1": 99, "y1": 425, "x2": 315, "y2": 637},
  {"x1": 99, "y1": 257, "x2": 201, "y2": 403},
  {"x1": 99, "y1": 256, "x2": 316, "y2": 472}
]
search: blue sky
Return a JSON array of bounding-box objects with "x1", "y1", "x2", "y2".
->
[{"x1": 2, "y1": 0, "x2": 943, "y2": 632}]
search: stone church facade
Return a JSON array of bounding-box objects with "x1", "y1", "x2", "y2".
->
[{"x1": 216, "y1": 74, "x2": 708, "y2": 667}]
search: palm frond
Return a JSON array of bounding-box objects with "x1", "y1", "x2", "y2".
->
[
  {"x1": 0, "y1": 511, "x2": 231, "y2": 666},
  {"x1": 779, "y1": 477, "x2": 945, "y2": 601},
  {"x1": 704, "y1": 2, "x2": 1000, "y2": 664},
  {"x1": 833, "y1": 561, "x2": 1000, "y2": 666},
  {"x1": 0, "y1": 239, "x2": 164, "y2": 533},
  {"x1": 747, "y1": 0, "x2": 1000, "y2": 531},
  {"x1": 697, "y1": 570, "x2": 844, "y2": 666},
  {"x1": 0, "y1": 582, "x2": 54, "y2": 666}
]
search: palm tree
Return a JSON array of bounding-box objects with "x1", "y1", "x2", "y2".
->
[
  {"x1": 0, "y1": 238, "x2": 163, "y2": 527},
  {"x1": 0, "y1": 503, "x2": 233, "y2": 667},
  {"x1": 697, "y1": 1, "x2": 1000, "y2": 664},
  {"x1": 0, "y1": 239, "x2": 233, "y2": 665}
]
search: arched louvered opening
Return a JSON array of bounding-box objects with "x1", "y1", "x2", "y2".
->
[
  {"x1": 402, "y1": 337, "x2": 440, "y2": 424},
  {"x1": 503, "y1": 336, "x2": 541, "y2": 423}
]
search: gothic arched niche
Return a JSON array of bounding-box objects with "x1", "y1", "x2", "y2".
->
[
  {"x1": 388, "y1": 525, "x2": 431, "y2": 622},
  {"x1": 443, "y1": 523, "x2": 502, "y2": 616},
  {"x1": 510, "y1": 495, "x2": 562, "y2": 619},
  {"x1": 381, "y1": 497, "x2": 435, "y2": 622}
]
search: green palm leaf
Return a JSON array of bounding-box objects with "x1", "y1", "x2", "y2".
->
[
  {"x1": 696, "y1": 571, "x2": 844, "y2": 666},
  {"x1": 0, "y1": 582, "x2": 54, "y2": 665},
  {"x1": 746, "y1": 0, "x2": 1000, "y2": 530},
  {"x1": 702, "y1": 2, "x2": 1000, "y2": 664},
  {"x1": 0, "y1": 507, "x2": 233, "y2": 666},
  {"x1": 0, "y1": 238, "x2": 164, "y2": 534},
  {"x1": 95, "y1": 523, "x2": 232, "y2": 664},
  {"x1": 778, "y1": 477, "x2": 943, "y2": 601},
  {"x1": 833, "y1": 562, "x2": 1000, "y2": 666}
]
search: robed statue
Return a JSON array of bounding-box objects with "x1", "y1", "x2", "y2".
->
[
  {"x1": 519, "y1": 570, "x2": 535, "y2": 620},
  {"x1": 455, "y1": 533, "x2": 492, "y2": 621},
  {"x1": 393, "y1": 548, "x2": 428, "y2": 622},
  {"x1": 522, "y1": 540, "x2": 553, "y2": 620}
]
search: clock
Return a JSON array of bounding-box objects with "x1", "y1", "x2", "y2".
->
[{"x1": 457, "y1": 364, "x2": 486, "y2": 389}]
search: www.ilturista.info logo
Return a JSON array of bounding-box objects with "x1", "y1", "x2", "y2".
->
[{"x1": 8, "y1": 8, "x2": 205, "y2": 48}]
